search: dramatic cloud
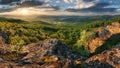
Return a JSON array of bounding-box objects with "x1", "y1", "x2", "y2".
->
[
  {"x1": 0, "y1": 0, "x2": 45, "y2": 11},
  {"x1": 66, "y1": 0, "x2": 120, "y2": 14},
  {"x1": 0, "y1": 0, "x2": 120, "y2": 15},
  {"x1": 0, "y1": 0, "x2": 44, "y2": 5},
  {"x1": 0, "y1": 0, "x2": 20, "y2": 4},
  {"x1": 0, "y1": 0, "x2": 61, "y2": 13}
]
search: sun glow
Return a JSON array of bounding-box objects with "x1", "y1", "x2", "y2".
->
[
  {"x1": 19, "y1": 9, "x2": 29, "y2": 15},
  {"x1": 0, "y1": 7, "x2": 82, "y2": 17},
  {"x1": 0, "y1": 7, "x2": 46, "y2": 16},
  {"x1": 12, "y1": 8, "x2": 38, "y2": 16}
]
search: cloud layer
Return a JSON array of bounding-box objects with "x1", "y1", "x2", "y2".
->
[{"x1": 0, "y1": 0, "x2": 120, "y2": 15}]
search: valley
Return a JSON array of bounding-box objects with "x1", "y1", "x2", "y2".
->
[{"x1": 0, "y1": 17, "x2": 120, "y2": 68}]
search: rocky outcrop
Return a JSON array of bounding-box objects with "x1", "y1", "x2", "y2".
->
[
  {"x1": 19, "y1": 39, "x2": 85, "y2": 67},
  {"x1": 85, "y1": 43, "x2": 120, "y2": 68},
  {"x1": 0, "y1": 38, "x2": 120, "y2": 68},
  {"x1": 86, "y1": 22, "x2": 120, "y2": 53},
  {"x1": 21, "y1": 39, "x2": 84, "y2": 60},
  {"x1": 0, "y1": 39, "x2": 85, "y2": 68}
]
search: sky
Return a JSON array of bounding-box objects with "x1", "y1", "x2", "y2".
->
[{"x1": 0, "y1": 0, "x2": 120, "y2": 16}]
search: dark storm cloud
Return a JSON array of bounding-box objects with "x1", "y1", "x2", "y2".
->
[
  {"x1": 0, "y1": 0, "x2": 44, "y2": 6},
  {"x1": 19, "y1": 0, "x2": 44, "y2": 7},
  {"x1": 0, "y1": 0, "x2": 20, "y2": 4},
  {"x1": 0, "y1": 0, "x2": 59, "y2": 12}
]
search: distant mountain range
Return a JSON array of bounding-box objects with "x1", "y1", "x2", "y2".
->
[
  {"x1": 37, "y1": 15, "x2": 120, "y2": 23},
  {"x1": 1, "y1": 15, "x2": 120, "y2": 23}
]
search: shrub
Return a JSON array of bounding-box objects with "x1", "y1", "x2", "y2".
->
[{"x1": 75, "y1": 30, "x2": 96, "y2": 56}]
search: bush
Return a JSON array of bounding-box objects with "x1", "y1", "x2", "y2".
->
[
  {"x1": 75, "y1": 30, "x2": 96, "y2": 56},
  {"x1": 76, "y1": 30, "x2": 96, "y2": 46}
]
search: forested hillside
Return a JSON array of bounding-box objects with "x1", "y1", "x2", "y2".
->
[
  {"x1": 0, "y1": 17, "x2": 120, "y2": 56},
  {"x1": 0, "y1": 17, "x2": 120, "y2": 68}
]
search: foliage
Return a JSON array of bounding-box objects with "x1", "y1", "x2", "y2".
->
[
  {"x1": 0, "y1": 17, "x2": 120, "y2": 55},
  {"x1": 74, "y1": 30, "x2": 96, "y2": 56},
  {"x1": 76, "y1": 30, "x2": 96, "y2": 46}
]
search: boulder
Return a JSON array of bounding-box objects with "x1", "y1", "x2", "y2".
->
[{"x1": 98, "y1": 29, "x2": 110, "y2": 38}]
